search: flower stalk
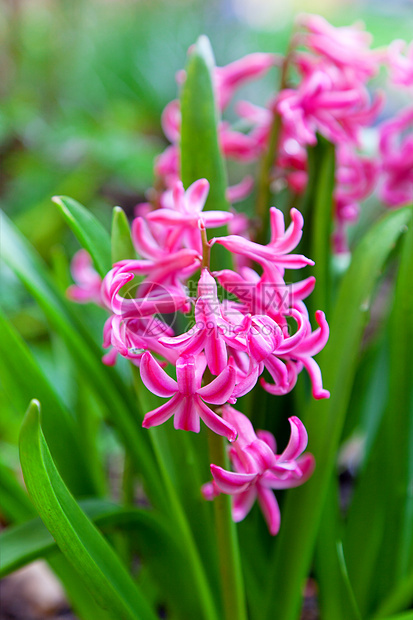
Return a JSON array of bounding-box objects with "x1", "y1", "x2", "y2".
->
[{"x1": 207, "y1": 428, "x2": 247, "y2": 620}]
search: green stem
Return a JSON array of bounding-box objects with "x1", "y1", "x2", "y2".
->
[
  {"x1": 133, "y1": 370, "x2": 219, "y2": 620},
  {"x1": 207, "y1": 430, "x2": 247, "y2": 620}
]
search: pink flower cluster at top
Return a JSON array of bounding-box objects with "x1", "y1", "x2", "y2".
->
[
  {"x1": 67, "y1": 14, "x2": 413, "y2": 536},
  {"x1": 153, "y1": 15, "x2": 413, "y2": 254},
  {"x1": 68, "y1": 176, "x2": 328, "y2": 533}
]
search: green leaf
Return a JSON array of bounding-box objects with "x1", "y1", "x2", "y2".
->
[
  {"x1": 307, "y1": 137, "x2": 336, "y2": 314},
  {"x1": 263, "y1": 207, "x2": 412, "y2": 620},
  {"x1": 52, "y1": 195, "x2": 112, "y2": 277},
  {"x1": 0, "y1": 499, "x2": 120, "y2": 577},
  {"x1": 315, "y1": 480, "x2": 362, "y2": 620},
  {"x1": 345, "y1": 210, "x2": 413, "y2": 616},
  {"x1": 180, "y1": 35, "x2": 231, "y2": 270},
  {"x1": 0, "y1": 459, "x2": 36, "y2": 523},
  {"x1": 0, "y1": 308, "x2": 96, "y2": 496},
  {"x1": 2, "y1": 210, "x2": 219, "y2": 620},
  {"x1": 374, "y1": 570, "x2": 413, "y2": 619},
  {"x1": 0, "y1": 210, "x2": 164, "y2": 507},
  {"x1": 2, "y1": 489, "x2": 215, "y2": 620},
  {"x1": 111, "y1": 206, "x2": 136, "y2": 263},
  {"x1": 19, "y1": 400, "x2": 157, "y2": 620},
  {"x1": 180, "y1": 35, "x2": 228, "y2": 212},
  {"x1": 377, "y1": 613, "x2": 413, "y2": 620}
]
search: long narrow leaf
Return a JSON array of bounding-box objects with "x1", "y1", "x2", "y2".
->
[
  {"x1": 263, "y1": 207, "x2": 412, "y2": 620},
  {"x1": 0, "y1": 309, "x2": 96, "y2": 495},
  {"x1": 345, "y1": 210, "x2": 413, "y2": 615},
  {"x1": 52, "y1": 195, "x2": 112, "y2": 277},
  {"x1": 19, "y1": 400, "x2": 157, "y2": 620}
]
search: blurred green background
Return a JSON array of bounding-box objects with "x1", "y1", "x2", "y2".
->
[{"x1": 2, "y1": 0, "x2": 413, "y2": 239}]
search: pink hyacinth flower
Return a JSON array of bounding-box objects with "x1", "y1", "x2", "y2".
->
[
  {"x1": 202, "y1": 406, "x2": 315, "y2": 535},
  {"x1": 295, "y1": 14, "x2": 380, "y2": 80},
  {"x1": 379, "y1": 106, "x2": 413, "y2": 207},
  {"x1": 213, "y1": 207, "x2": 313, "y2": 270},
  {"x1": 147, "y1": 179, "x2": 233, "y2": 253},
  {"x1": 276, "y1": 61, "x2": 382, "y2": 147},
  {"x1": 140, "y1": 352, "x2": 237, "y2": 441},
  {"x1": 159, "y1": 269, "x2": 229, "y2": 375},
  {"x1": 214, "y1": 52, "x2": 280, "y2": 110},
  {"x1": 261, "y1": 309, "x2": 330, "y2": 400},
  {"x1": 386, "y1": 39, "x2": 413, "y2": 88}
]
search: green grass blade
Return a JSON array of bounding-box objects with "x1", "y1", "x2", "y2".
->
[
  {"x1": 111, "y1": 206, "x2": 136, "y2": 263},
  {"x1": 52, "y1": 195, "x2": 112, "y2": 277},
  {"x1": 263, "y1": 207, "x2": 412, "y2": 620},
  {"x1": 19, "y1": 400, "x2": 157, "y2": 620},
  {"x1": 180, "y1": 35, "x2": 228, "y2": 213},
  {"x1": 315, "y1": 479, "x2": 362, "y2": 620},
  {"x1": 385, "y1": 214, "x2": 413, "y2": 580},
  {"x1": 0, "y1": 459, "x2": 36, "y2": 523},
  {"x1": 307, "y1": 137, "x2": 336, "y2": 314},
  {"x1": 0, "y1": 499, "x2": 120, "y2": 577},
  {"x1": 345, "y1": 209, "x2": 413, "y2": 616},
  {"x1": 0, "y1": 308, "x2": 96, "y2": 495},
  {"x1": 2, "y1": 487, "x2": 214, "y2": 619}
]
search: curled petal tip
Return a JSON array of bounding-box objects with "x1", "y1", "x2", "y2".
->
[{"x1": 315, "y1": 389, "x2": 330, "y2": 399}]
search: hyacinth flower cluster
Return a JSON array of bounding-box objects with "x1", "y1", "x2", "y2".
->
[
  {"x1": 153, "y1": 14, "x2": 413, "y2": 257},
  {"x1": 69, "y1": 175, "x2": 329, "y2": 534},
  {"x1": 152, "y1": 14, "x2": 388, "y2": 254}
]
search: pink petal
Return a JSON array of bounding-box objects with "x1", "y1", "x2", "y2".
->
[
  {"x1": 102, "y1": 348, "x2": 117, "y2": 366},
  {"x1": 173, "y1": 395, "x2": 201, "y2": 433},
  {"x1": 299, "y1": 356, "x2": 330, "y2": 399},
  {"x1": 261, "y1": 355, "x2": 289, "y2": 393},
  {"x1": 131, "y1": 218, "x2": 162, "y2": 260},
  {"x1": 205, "y1": 330, "x2": 228, "y2": 375},
  {"x1": 232, "y1": 486, "x2": 257, "y2": 522},
  {"x1": 256, "y1": 429, "x2": 277, "y2": 453},
  {"x1": 185, "y1": 178, "x2": 210, "y2": 212},
  {"x1": 197, "y1": 365, "x2": 236, "y2": 404},
  {"x1": 140, "y1": 351, "x2": 177, "y2": 397},
  {"x1": 160, "y1": 328, "x2": 206, "y2": 357},
  {"x1": 275, "y1": 308, "x2": 307, "y2": 354},
  {"x1": 278, "y1": 416, "x2": 308, "y2": 462},
  {"x1": 263, "y1": 453, "x2": 315, "y2": 489},
  {"x1": 142, "y1": 393, "x2": 182, "y2": 428},
  {"x1": 222, "y1": 405, "x2": 257, "y2": 447},
  {"x1": 226, "y1": 176, "x2": 254, "y2": 204},
  {"x1": 294, "y1": 310, "x2": 330, "y2": 356},
  {"x1": 231, "y1": 365, "x2": 260, "y2": 400},
  {"x1": 269, "y1": 207, "x2": 285, "y2": 242},
  {"x1": 271, "y1": 208, "x2": 304, "y2": 254},
  {"x1": 176, "y1": 356, "x2": 198, "y2": 395},
  {"x1": 201, "y1": 480, "x2": 221, "y2": 501},
  {"x1": 200, "y1": 211, "x2": 234, "y2": 227},
  {"x1": 195, "y1": 398, "x2": 237, "y2": 441},
  {"x1": 213, "y1": 235, "x2": 314, "y2": 268},
  {"x1": 257, "y1": 486, "x2": 281, "y2": 536},
  {"x1": 147, "y1": 209, "x2": 196, "y2": 226},
  {"x1": 161, "y1": 99, "x2": 181, "y2": 143},
  {"x1": 247, "y1": 439, "x2": 276, "y2": 470},
  {"x1": 210, "y1": 464, "x2": 257, "y2": 494}
]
